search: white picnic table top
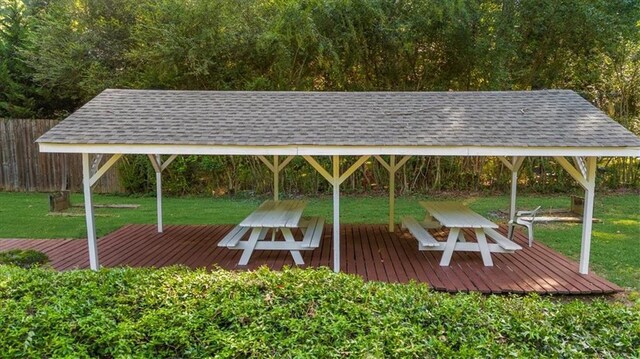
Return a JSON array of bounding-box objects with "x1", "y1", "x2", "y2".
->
[
  {"x1": 239, "y1": 200, "x2": 306, "y2": 228},
  {"x1": 420, "y1": 201, "x2": 498, "y2": 229}
]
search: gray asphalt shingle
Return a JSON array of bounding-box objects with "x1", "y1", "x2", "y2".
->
[{"x1": 37, "y1": 89, "x2": 640, "y2": 148}]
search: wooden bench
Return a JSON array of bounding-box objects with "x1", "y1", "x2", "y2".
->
[
  {"x1": 299, "y1": 216, "x2": 325, "y2": 248},
  {"x1": 220, "y1": 217, "x2": 325, "y2": 252},
  {"x1": 218, "y1": 226, "x2": 251, "y2": 247},
  {"x1": 483, "y1": 227, "x2": 522, "y2": 252},
  {"x1": 401, "y1": 216, "x2": 440, "y2": 249}
]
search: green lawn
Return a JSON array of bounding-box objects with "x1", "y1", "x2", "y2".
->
[{"x1": 0, "y1": 192, "x2": 638, "y2": 289}]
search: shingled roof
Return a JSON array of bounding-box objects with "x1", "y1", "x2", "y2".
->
[{"x1": 37, "y1": 89, "x2": 640, "y2": 155}]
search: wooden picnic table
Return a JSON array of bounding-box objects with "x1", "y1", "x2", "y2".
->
[
  {"x1": 239, "y1": 200, "x2": 306, "y2": 228},
  {"x1": 218, "y1": 200, "x2": 324, "y2": 266},
  {"x1": 407, "y1": 201, "x2": 522, "y2": 267}
]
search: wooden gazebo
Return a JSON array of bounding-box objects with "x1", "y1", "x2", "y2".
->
[{"x1": 37, "y1": 90, "x2": 640, "y2": 279}]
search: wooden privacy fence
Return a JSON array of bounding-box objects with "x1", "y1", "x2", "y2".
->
[{"x1": 0, "y1": 119, "x2": 122, "y2": 192}]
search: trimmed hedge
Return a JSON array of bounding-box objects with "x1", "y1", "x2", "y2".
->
[
  {"x1": 0, "y1": 266, "x2": 638, "y2": 358},
  {"x1": 0, "y1": 249, "x2": 48, "y2": 269}
]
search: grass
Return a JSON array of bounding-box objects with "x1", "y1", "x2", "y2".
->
[{"x1": 0, "y1": 191, "x2": 638, "y2": 289}]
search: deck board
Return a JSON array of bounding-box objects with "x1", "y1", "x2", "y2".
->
[{"x1": 0, "y1": 224, "x2": 622, "y2": 295}]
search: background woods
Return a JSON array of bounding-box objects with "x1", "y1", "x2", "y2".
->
[{"x1": 1, "y1": 0, "x2": 639, "y2": 194}]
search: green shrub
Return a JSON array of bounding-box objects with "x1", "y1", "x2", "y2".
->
[
  {"x1": 0, "y1": 249, "x2": 48, "y2": 268},
  {"x1": 0, "y1": 265, "x2": 638, "y2": 358}
]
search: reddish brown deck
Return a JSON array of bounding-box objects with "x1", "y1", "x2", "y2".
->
[{"x1": 0, "y1": 224, "x2": 621, "y2": 295}]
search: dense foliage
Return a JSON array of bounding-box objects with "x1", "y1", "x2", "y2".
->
[
  {"x1": 0, "y1": 265, "x2": 638, "y2": 357},
  {"x1": 0, "y1": 249, "x2": 48, "y2": 268},
  {"x1": 1, "y1": 0, "x2": 639, "y2": 193},
  {"x1": 2, "y1": 0, "x2": 639, "y2": 115},
  {"x1": 119, "y1": 154, "x2": 640, "y2": 195}
]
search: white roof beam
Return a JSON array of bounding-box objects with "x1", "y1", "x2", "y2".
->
[
  {"x1": 338, "y1": 156, "x2": 370, "y2": 185},
  {"x1": 89, "y1": 154, "x2": 123, "y2": 187},
  {"x1": 257, "y1": 155, "x2": 276, "y2": 172},
  {"x1": 573, "y1": 156, "x2": 588, "y2": 178},
  {"x1": 147, "y1": 154, "x2": 162, "y2": 173},
  {"x1": 497, "y1": 156, "x2": 513, "y2": 171},
  {"x1": 374, "y1": 155, "x2": 392, "y2": 171},
  {"x1": 161, "y1": 154, "x2": 178, "y2": 171},
  {"x1": 302, "y1": 156, "x2": 333, "y2": 183},
  {"x1": 90, "y1": 154, "x2": 104, "y2": 175},
  {"x1": 553, "y1": 156, "x2": 590, "y2": 189}
]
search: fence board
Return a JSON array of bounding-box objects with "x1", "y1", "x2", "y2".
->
[{"x1": 0, "y1": 119, "x2": 122, "y2": 193}]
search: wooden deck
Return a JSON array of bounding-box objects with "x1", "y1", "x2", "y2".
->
[{"x1": 0, "y1": 224, "x2": 621, "y2": 295}]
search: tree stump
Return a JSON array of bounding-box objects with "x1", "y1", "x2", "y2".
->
[
  {"x1": 570, "y1": 195, "x2": 584, "y2": 215},
  {"x1": 49, "y1": 190, "x2": 71, "y2": 212}
]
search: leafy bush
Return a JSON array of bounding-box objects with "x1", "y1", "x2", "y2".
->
[
  {"x1": 3, "y1": 0, "x2": 640, "y2": 193},
  {"x1": 0, "y1": 265, "x2": 638, "y2": 357},
  {"x1": 0, "y1": 249, "x2": 48, "y2": 268}
]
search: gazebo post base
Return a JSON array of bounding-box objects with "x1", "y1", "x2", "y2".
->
[
  {"x1": 332, "y1": 155, "x2": 340, "y2": 273},
  {"x1": 82, "y1": 153, "x2": 99, "y2": 271},
  {"x1": 579, "y1": 157, "x2": 597, "y2": 274}
]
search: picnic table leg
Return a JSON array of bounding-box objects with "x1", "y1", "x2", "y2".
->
[
  {"x1": 474, "y1": 228, "x2": 494, "y2": 266},
  {"x1": 280, "y1": 228, "x2": 304, "y2": 265},
  {"x1": 238, "y1": 228, "x2": 264, "y2": 266},
  {"x1": 440, "y1": 227, "x2": 460, "y2": 266}
]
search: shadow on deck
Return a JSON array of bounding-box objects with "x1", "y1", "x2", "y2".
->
[{"x1": 0, "y1": 224, "x2": 621, "y2": 295}]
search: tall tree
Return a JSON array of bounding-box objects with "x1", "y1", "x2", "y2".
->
[{"x1": 0, "y1": 0, "x2": 35, "y2": 117}]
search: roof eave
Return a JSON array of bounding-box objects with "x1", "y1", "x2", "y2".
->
[{"x1": 37, "y1": 142, "x2": 640, "y2": 157}]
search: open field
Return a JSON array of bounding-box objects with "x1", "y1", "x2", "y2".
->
[{"x1": 0, "y1": 192, "x2": 638, "y2": 289}]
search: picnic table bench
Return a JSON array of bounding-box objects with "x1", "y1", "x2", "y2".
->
[
  {"x1": 402, "y1": 201, "x2": 522, "y2": 267},
  {"x1": 218, "y1": 200, "x2": 324, "y2": 265}
]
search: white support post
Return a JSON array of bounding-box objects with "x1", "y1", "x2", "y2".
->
[
  {"x1": 332, "y1": 155, "x2": 340, "y2": 273},
  {"x1": 273, "y1": 155, "x2": 279, "y2": 201},
  {"x1": 506, "y1": 168, "x2": 518, "y2": 239},
  {"x1": 499, "y1": 156, "x2": 525, "y2": 238},
  {"x1": 259, "y1": 155, "x2": 294, "y2": 201},
  {"x1": 82, "y1": 153, "x2": 99, "y2": 271},
  {"x1": 303, "y1": 155, "x2": 371, "y2": 273},
  {"x1": 374, "y1": 155, "x2": 411, "y2": 232},
  {"x1": 509, "y1": 169, "x2": 518, "y2": 222},
  {"x1": 389, "y1": 155, "x2": 396, "y2": 232},
  {"x1": 555, "y1": 156, "x2": 598, "y2": 274},
  {"x1": 271, "y1": 155, "x2": 280, "y2": 241},
  {"x1": 579, "y1": 157, "x2": 597, "y2": 274},
  {"x1": 507, "y1": 156, "x2": 525, "y2": 238},
  {"x1": 148, "y1": 154, "x2": 178, "y2": 233},
  {"x1": 257, "y1": 154, "x2": 293, "y2": 240},
  {"x1": 155, "y1": 155, "x2": 163, "y2": 233}
]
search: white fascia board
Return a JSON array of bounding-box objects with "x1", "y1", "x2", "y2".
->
[
  {"x1": 295, "y1": 146, "x2": 640, "y2": 156},
  {"x1": 38, "y1": 143, "x2": 299, "y2": 155},
  {"x1": 38, "y1": 142, "x2": 640, "y2": 157}
]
